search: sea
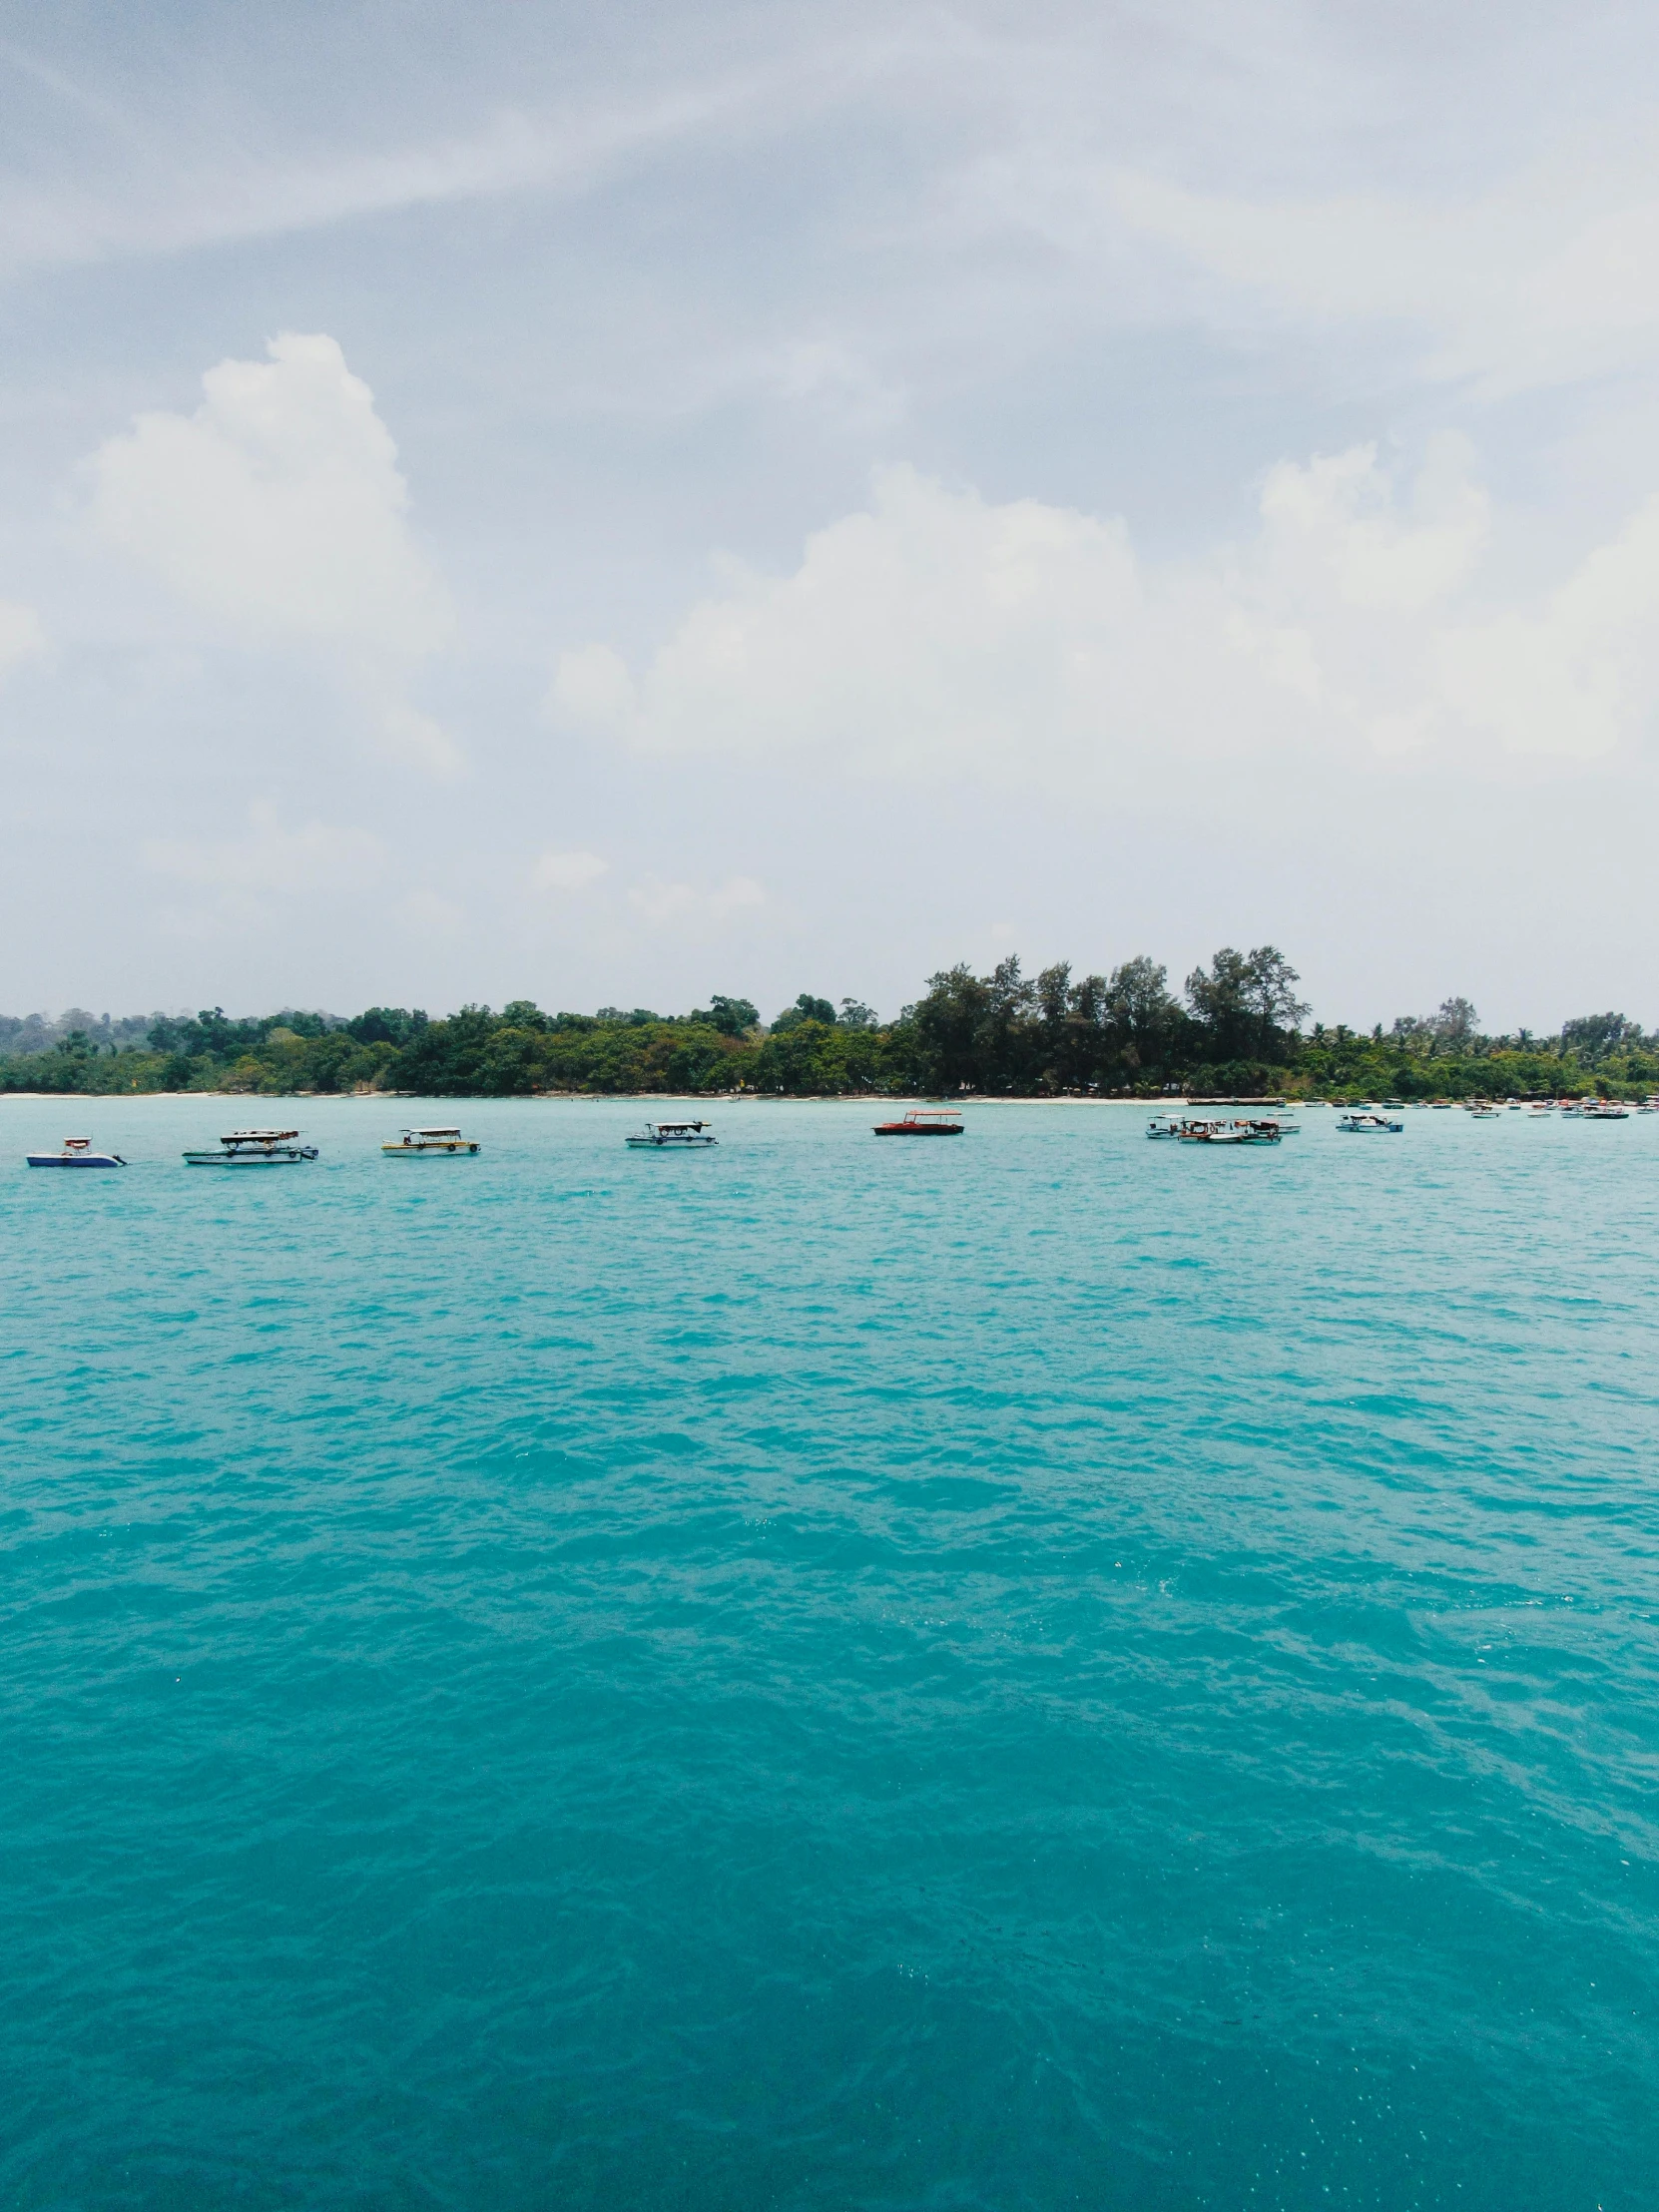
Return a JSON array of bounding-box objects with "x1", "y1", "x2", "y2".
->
[{"x1": 3, "y1": 1096, "x2": 1656, "y2": 2211}]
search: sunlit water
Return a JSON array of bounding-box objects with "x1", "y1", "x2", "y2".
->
[{"x1": 4, "y1": 1096, "x2": 1656, "y2": 2210}]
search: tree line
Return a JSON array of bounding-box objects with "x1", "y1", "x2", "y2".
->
[{"x1": 3, "y1": 950, "x2": 1655, "y2": 1100}]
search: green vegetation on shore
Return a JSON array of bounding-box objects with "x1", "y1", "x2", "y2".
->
[{"x1": 3, "y1": 955, "x2": 1655, "y2": 1101}]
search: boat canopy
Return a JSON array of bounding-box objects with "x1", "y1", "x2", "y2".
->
[{"x1": 222, "y1": 1129, "x2": 300, "y2": 1143}]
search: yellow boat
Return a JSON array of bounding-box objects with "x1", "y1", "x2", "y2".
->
[{"x1": 382, "y1": 1126, "x2": 480, "y2": 1156}]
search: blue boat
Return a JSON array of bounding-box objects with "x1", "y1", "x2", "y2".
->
[{"x1": 27, "y1": 1137, "x2": 125, "y2": 1168}]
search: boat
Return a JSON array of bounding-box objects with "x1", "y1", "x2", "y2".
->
[
  {"x1": 1146, "y1": 1113, "x2": 1183, "y2": 1138},
  {"x1": 27, "y1": 1136, "x2": 126, "y2": 1168},
  {"x1": 1336, "y1": 1110, "x2": 1403, "y2": 1133},
  {"x1": 625, "y1": 1120, "x2": 718, "y2": 1148},
  {"x1": 872, "y1": 1109, "x2": 963, "y2": 1137},
  {"x1": 183, "y1": 1129, "x2": 318, "y2": 1166},
  {"x1": 1579, "y1": 1100, "x2": 1630, "y2": 1121},
  {"x1": 1468, "y1": 1104, "x2": 1498, "y2": 1119},
  {"x1": 382, "y1": 1127, "x2": 480, "y2": 1156}
]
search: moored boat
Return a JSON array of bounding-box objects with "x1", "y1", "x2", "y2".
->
[
  {"x1": 27, "y1": 1136, "x2": 125, "y2": 1168},
  {"x1": 1336, "y1": 1110, "x2": 1403, "y2": 1133},
  {"x1": 382, "y1": 1127, "x2": 480, "y2": 1156},
  {"x1": 873, "y1": 1109, "x2": 963, "y2": 1137},
  {"x1": 625, "y1": 1120, "x2": 718, "y2": 1148},
  {"x1": 183, "y1": 1129, "x2": 318, "y2": 1166}
]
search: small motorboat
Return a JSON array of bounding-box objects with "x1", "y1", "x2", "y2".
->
[
  {"x1": 1336, "y1": 1110, "x2": 1403, "y2": 1133},
  {"x1": 1578, "y1": 1100, "x2": 1630, "y2": 1121},
  {"x1": 183, "y1": 1129, "x2": 318, "y2": 1166},
  {"x1": 873, "y1": 1109, "x2": 963, "y2": 1137},
  {"x1": 382, "y1": 1127, "x2": 480, "y2": 1156},
  {"x1": 27, "y1": 1136, "x2": 125, "y2": 1168},
  {"x1": 1146, "y1": 1113, "x2": 1183, "y2": 1138},
  {"x1": 625, "y1": 1120, "x2": 718, "y2": 1148}
]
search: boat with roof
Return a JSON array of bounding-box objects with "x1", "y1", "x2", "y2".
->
[
  {"x1": 383, "y1": 1127, "x2": 480, "y2": 1156},
  {"x1": 1336, "y1": 1109, "x2": 1403, "y2": 1133},
  {"x1": 625, "y1": 1119, "x2": 717, "y2": 1148},
  {"x1": 873, "y1": 1108, "x2": 963, "y2": 1137},
  {"x1": 183, "y1": 1128, "x2": 318, "y2": 1166},
  {"x1": 27, "y1": 1136, "x2": 125, "y2": 1168}
]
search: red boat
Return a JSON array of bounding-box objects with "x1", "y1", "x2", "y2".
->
[{"x1": 873, "y1": 1108, "x2": 964, "y2": 1137}]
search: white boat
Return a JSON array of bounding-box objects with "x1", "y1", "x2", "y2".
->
[
  {"x1": 27, "y1": 1136, "x2": 125, "y2": 1168},
  {"x1": 1579, "y1": 1100, "x2": 1630, "y2": 1121},
  {"x1": 625, "y1": 1119, "x2": 717, "y2": 1149},
  {"x1": 1336, "y1": 1110, "x2": 1403, "y2": 1133},
  {"x1": 382, "y1": 1127, "x2": 480, "y2": 1156},
  {"x1": 1146, "y1": 1114, "x2": 1183, "y2": 1138},
  {"x1": 183, "y1": 1129, "x2": 318, "y2": 1166}
]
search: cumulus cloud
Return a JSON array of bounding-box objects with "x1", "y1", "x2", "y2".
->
[
  {"x1": 532, "y1": 848, "x2": 609, "y2": 893},
  {"x1": 84, "y1": 332, "x2": 461, "y2": 773},
  {"x1": 550, "y1": 445, "x2": 1659, "y2": 785}
]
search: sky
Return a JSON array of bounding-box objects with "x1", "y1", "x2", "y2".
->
[{"x1": 2, "y1": 0, "x2": 1658, "y2": 1032}]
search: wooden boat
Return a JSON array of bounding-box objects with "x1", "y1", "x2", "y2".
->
[
  {"x1": 625, "y1": 1120, "x2": 717, "y2": 1148},
  {"x1": 873, "y1": 1109, "x2": 963, "y2": 1137},
  {"x1": 183, "y1": 1129, "x2": 318, "y2": 1166},
  {"x1": 382, "y1": 1127, "x2": 480, "y2": 1156},
  {"x1": 27, "y1": 1136, "x2": 125, "y2": 1168}
]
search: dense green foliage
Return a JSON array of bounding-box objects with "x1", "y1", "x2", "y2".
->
[{"x1": 3, "y1": 958, "x2": 1655, "y2": 1099}]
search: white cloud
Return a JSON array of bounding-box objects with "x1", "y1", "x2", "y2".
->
[
  {"x1": 0, "y1": 602, "x2": 48, "y2": 680},
  {"x1": 532, "y1": 849, "x2": 609, "y2": 893},
  {"x1": 550, "y1": 447, "x2": 1659, "y2": 785},
  {"x1": 142, "y1": 802, "x2": 385, "y2": 898},
  {"x1": 627, "y1": 874, "x2": 766, "y2": 924},
  {"x1": 83, "y1": 332, "x2": 461, "y2": 774}
]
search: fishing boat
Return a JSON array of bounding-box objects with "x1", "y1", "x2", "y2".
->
[
  {"x1": 382, "y1": 1127, "x2": 480, "y2": 1156},
  {"x1": 872, "y1": 1108, "x2": 963, "y2": 1137},
  {"x1": 625, "y1": 1120, "x2": 717, "y2": 1148},
  {"x1": 183, "y1": 1129, "x2": 318, "y2": 1166},
  {"x1": 1176, "y1": 1118, "x2": 1252, "y2": 1144},
  {"x1": 27, "y1": 1136, "x2": 125, "y2": 1168},
  {"x1": 1336, "y1": 1110, "x2": 1403, "y2": 1133}
]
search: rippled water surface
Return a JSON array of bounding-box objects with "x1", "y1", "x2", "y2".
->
[{"x1": 4, "y1": 1096, "x2": 1657, "y2": 2210}]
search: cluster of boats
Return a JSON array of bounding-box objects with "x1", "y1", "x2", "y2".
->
[
  {"x1": 25, "y1": 1090, "x2": 1651, "y2": 1172},
  {"x1": 26, "y1": 1126, "x2": 482, "y2": 1169},
  {"x1": 1147, "y1": 1113, "x2": 1300, "y2": 1144}
]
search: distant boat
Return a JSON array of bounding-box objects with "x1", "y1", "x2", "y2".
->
[
  {"x1": 625, "y1": 1120, "x2": 717, "y2": 1148},
  {"x1": 27, "y1": 1136, "x2": 125, "y2": 1168},
  {"x1": 873, "y1": 1109, "x2": 963, "y2": 1137},
  {"x1": 383, "y1": 1127, "x2": 480, "y2": 1156},
  {"x1": 183, "y1": 1129, "x2": 318, "y2": 1166},
  {"x1": 1336, "y1": 1110, "x2": 1403, "y2": 1133},
  {"x1": 1177, "y1": 1117, "x2": 1281, "y2": 1145}
]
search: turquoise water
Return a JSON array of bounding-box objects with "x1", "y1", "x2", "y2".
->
[{"x1": 5, "y1": 1097, "x2": 1657, "y2": 2210}]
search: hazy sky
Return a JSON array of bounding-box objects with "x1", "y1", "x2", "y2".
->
[{"x1": 3, "y1": 0, "x2": 1658, "y2": 1029}]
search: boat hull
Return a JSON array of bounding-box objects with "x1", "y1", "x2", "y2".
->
[
  {"x1": 27, "y1": 1154, "x2": 124, "y2": 1168},
  {"x1": 872, "y1": 1125, "x2": 962, "y2": 1136},
  {"x1": 183, "y1": 1149, "x2": 317, "y2": 1166},
  {"x1": 381, "y1": 1144, "x2": 480, "y2": 1156}
]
